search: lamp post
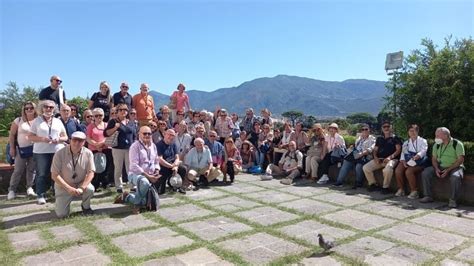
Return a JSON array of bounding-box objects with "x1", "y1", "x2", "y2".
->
[{"x1": 385, "y1": 51, "x2": 403, "y2": 130}]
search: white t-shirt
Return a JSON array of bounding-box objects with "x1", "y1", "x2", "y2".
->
[
  {"x1": 30, "y1": 116, "x2": 66, "y2": 154},
  {"x1": 15, "y1": 117, "x2": 35, "y2": 148}
]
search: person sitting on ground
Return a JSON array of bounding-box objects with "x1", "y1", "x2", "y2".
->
[
  {"x1": 174, "y1": 121, "x2": 192, "y2": 160},
  {"x1": 264, "y1": 141, "x2": 303, "y2": 185},
  {"x1": 363, "y1": 121, "x2": 402, "y2": 194},
  {"x1": 156, "y1": 129, "x2": 187, "y2": 194},
  {"x1": 59, "y1": 104, "x2": 84, "y2": 142},
  {"x1": 222, "y1": 138, "x2": 242, "y2": 183},
  {"x1": 302, "y1": 124, "x2": 327, "y2": 181},
  {"x1": 240, "y1": 140, "x2": 255, "y2": 172},
  {"x1": 205, "y1": 130, "x2": 224, "y2": 173},
  {"x1": 334, "y1": 124, "x2": 376, "y2": 188},
  {"x1": 395, "y1": 124, "x2": 428, "y2": 199},
  {"x1": 185, "y1": 138, "x2": 222, "y2": 189},
  {"x1": 51, "y1": 132, "x2": 95, "y2": 218},
  {"x1": 215, "y1": 108, "x2": 234, "y2": 144},
  {"x1": 114, "y1": 126, "x2": 161, "y2": 214},
  {"x1": 420, "y1": 127, "x2": 465, "y2": 208},
  {"x1": 317, "y1": 123, "x2": 346, "y2": 185},
  {"x1": 290, "y1": 121, "x2": 309, "y2": 152}
]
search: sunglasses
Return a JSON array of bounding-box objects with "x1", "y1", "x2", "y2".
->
[
  {"x1": 24, "y1": 107, "x2": 34, "y2": 111},
  {"x1": 94, "y1": 114, "x2": 103, "y2": 117},
  {"x1": 86, "y1": 115, "x2": 93, "y2": 118},
  {"x1": 159, "y1": 123, "x2": 166, "y2": 126},
  {"x1": 71, "y1": 109, "x2": 77, "y2": 112},
  {"x1": 130, "y1": 112, "x2": 136, "y2": 115},
  {"x1": 209, "y1": 135, "x2": 217, "y2": 138},
  {"x1": 54, "y1": 79, "x2": 62, "y2": 84},
  {"x1": 382, "y1": 125, "x2": 390, "y2": 129},
  {"x1": 44, "y1": 106, "x2": 55, "y2": 109},
  {"x1": 361, "y1": 128, "x2": 369, "y2": 131},
  {"x1": 118, "y1": 108, "x2": 128, "y2": 111},
  {"x1": 121, "y1": 86, "x2": 129, "y2": 89},
  {"x1": 142, "y1": 132, "x2": 152, "y2": 136}
]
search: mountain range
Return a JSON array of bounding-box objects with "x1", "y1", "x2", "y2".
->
[{"x1": 149, "y1": 75, "x2": 387, "y2": 117}]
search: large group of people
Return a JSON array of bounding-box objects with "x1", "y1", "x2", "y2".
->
[{"x1": 6, "y1": 75, "x2": 467, "y2": 218}]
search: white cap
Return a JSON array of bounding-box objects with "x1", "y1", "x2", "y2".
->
[{"x1": 71, "y1": 131, "x2": 86, "y2": 140}]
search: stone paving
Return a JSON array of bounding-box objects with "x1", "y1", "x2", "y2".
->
[{"x1": 1, "y1": 173, "x2": 473, "y2": 265}]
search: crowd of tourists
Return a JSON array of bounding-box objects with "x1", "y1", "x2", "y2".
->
[{"x1": 6, "y1": 75, "x2": 466, "y2": 217}]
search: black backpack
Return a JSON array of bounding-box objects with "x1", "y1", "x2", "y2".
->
[{"x1": 145, "y1": 184, "x2": 160, "y2": 212}]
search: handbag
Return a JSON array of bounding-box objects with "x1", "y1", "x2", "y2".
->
[
  {"x1": 6, "y1": 143, "x2": 15, "y2": 165},
  {"x1": 330, "y1": 147, "x2": 348, "y2": 164},
  {"x1": 104, "y1": 131, "x2": 119, "y2": 147},
  {"x1": 94, "y1": 152, "x2": 107, "y2": 174},
  {"x1": 18, "y1": 145, "x2": 34, "y2": 159}
]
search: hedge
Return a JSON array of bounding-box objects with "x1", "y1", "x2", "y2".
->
[{"x1": 342, "y1": 136, "x2": 473, "y2": 174}]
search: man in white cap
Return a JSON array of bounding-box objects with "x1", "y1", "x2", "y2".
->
[{"x1": 51, "y1": 131, "x2": 95, "y2": 218}]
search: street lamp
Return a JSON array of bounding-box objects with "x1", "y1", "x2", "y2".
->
[{"x1": 385, "y1": 51, "x2": 403, "y2": 130}]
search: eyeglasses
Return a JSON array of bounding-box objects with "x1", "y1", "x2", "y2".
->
[
  {"x1": 86, "y1": 115, "x2": 92, "y2": 118},
  {"x1": 70, "y1": 109, "x2": 76, "y2": 112},
  {"x1": 361, "y1": 128, "x2": 369, "y2": 131},
  {"x1": 142, "y1": 132, "x2": 152, "y2": 136},
  {"x1": 209, "y1": 135, "x2": 217, "y2": 138},
  {"x1": 130, "y1": 112, "x2": 136, "y2": 115},
  {"x1": 382, "y1": 125, "x2": 390, "y2": 129},
  {"x1": 94, "y1": 114, "x2": 103, "y2": 117},
  {"x1": 118, "y1": 108, "x2": 128, "y2": 112},
  {"x1": 159, "y1": 123, "x2": 166, "y2": 126},
  {"x1": 24, "y1": 107, "x2": 34, "y2": 111},
  {"x1": 149, "y1": 124, "x2": 157, "y2": 128},
  {"x1": 44, "y1": 106, "x2": 55, "y2": 109}
]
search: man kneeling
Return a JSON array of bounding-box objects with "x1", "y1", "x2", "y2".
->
[
  {"x1": 263, "y1": 141, "x2": 302, "y2": 185},
  {"x1": 51, "y1": 132, "x2": 95, "y2": 218},
  {"x1": 114, "y1": 126, "x2": 160, "y2": 214},
  {"x1": 185, "y1": 138, "x2": 222, "y2": 189}
]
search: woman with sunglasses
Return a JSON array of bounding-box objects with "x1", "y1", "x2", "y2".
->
[
  {"x1": 333, "y1": 124, "x2": 376, "y2": 188},
  {"x1": 222, "y1": 138, "x2": 242, "y2": 183},
  {"x1": 104, "y1": 103, "x2": 136, "y2": 193},
  {"x1": 89, "y1": 81, "x2": 113, "y2": 122},
  {"x1": 152, "y1": 120, "x2": 168, "y2": 145},
  {"x1": 7, "y1": 102, "x2": 38, "y2": 200},
  {"x1": 302, "y1": 124, "x2": 327, "y2": 181},
  {"x1": 87, "y1": 108, "x2": 114, "y2": 191},
  {"x1": 29, "y1": 100, "x2": 68, "y2": 204},
  {"x1": 81, "y1": 109, "x2": 94, "y2": 129}
]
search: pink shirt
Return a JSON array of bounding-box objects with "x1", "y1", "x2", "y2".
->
[
  {"x1": 86, "y1": 123, "x2": 108, "y2": 151},
  {"x1": 171, "y1": 91, "x2": 189, "y2": 112}
]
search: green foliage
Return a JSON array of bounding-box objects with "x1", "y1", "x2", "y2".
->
[
  {"x1": 346, "y1": 112, "x2": 377, "y2": 125},
  {"x1": 464, "y1": 142, "x2": 474, "y2": 174},
  {"x1": 301, "y1": 115, "x2": 317, "y2": 129},
  {"x1": 0, "y1": 82, "x2": 40, "y2": 136},
  {"x1": 343, "y1": 135, "x2": 357, "y2": 146},
  {"x1": 281, "y1": 110, "x2": 304, "y2": 127},
  {"x1": 384, "y1": 37, "x2": 474, "y2": 140},
  {"x1": 331, "y1": 118, "x2": 349, "y2": 130},
  {"x1": 68, "y1": 96, "x2": 90, "y2": 115}
]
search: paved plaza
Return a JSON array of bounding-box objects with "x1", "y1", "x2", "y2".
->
[{"x1": 1, "y1": 173, "x2": 473, "y2": 265}]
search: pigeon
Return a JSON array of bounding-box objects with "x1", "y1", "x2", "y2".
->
[{"x1": 317, "y1": 233, "x2": 335, "y2": 252}]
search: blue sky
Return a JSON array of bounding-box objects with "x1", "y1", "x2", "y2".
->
[{"x1": 1, "y1": 0, "x2": 472, "y2": 98}]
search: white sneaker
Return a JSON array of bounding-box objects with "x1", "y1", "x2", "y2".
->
[
  {"x1": 7, "y1": 191, "x2": 16, "y2": 200},
  {"x1": 407, "y1": 191, "x2": 419, "y2": 199},
  {"x1": 395, "y1": 189, "x2": 405, "y2": 197},
  {"x1": 37, "y1": 197, "x2": 46, "y2": 205},
  {"x1": 26, "y1": 187, "x2": 37, "y2": 197},
  {"x1": 317, "y1": 174, "x2": 329, "y2": 184},
  {"x1": 260, "y1": 174, "x2": 273, "y2": 181}
]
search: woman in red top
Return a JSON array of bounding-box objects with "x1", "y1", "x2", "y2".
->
[
  {"x1": 222, "y1": 137, "x2": 242, "y2": 183},
  {"x1": 170, "y1": 83, "x2": 191, "y2": 123}
]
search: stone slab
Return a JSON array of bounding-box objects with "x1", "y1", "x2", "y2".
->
[
  {"x1": 279, "y1": 198, "x2": 338, "y2": 216},
  {"x1": 248, "y1": 179, "x2": 287, "y2": 189},
  {"x1": 245, "y1": 190, "x2": 300, "y2": 204},
  {"x1": 279, "y1": 220, "x2": 356, "y2": 246},
  {"x1": 112, "y1": 227, "x2": 193, "y2": 257},
  {"x1": 49, "y1": 225, "x2": 84, "y2": 242},
  {"x1": 366, "y1": 246, "x2": 433, "y2": 265},
  {"x1": 201, "y1": 196, "x2": 262, "y2": 212},
  {"x1": 322, "y1": 209, "x2": 395, "y2": 231},
  {"x1": 8, "y1": 230, "x2": 47, "y2": 252},
  {"x1": 157, "y1": 204, "x2": 214, "y2": 222},
  {"x1": 216, "y1": 183, "x2": 266, "y2": 194},
  {"x1": 21, "y1": 244, "x2": 110, "y2": 265},
  {"x1": 186, "y1": 189, "x2": 227, "y2": 201},
  {"x1": 93, "y1": 215, "x2": 157, "y2": 235},
  {"x1": 2, "y1": 210, "x2": 56, "y2": 229},
  {"x1": 0, "y1": 201, "x2": 52, "y2": 215},
  {"x1": 313, "y1": 192, "x2": 369, "y2": 207},
  {"x1": 455, "y1": 245, "x2": 474, "y2": 262},
  {"x1": 440, "y1": 206, "x2": 474, "y2": 220},
  {"x1": 143, "y1": 247, "x2": 233, "y2": 266},
  {"x1": 334, "y1": 236, "x2": 395, "y2": 260},
  {"x1": 219, "y1": 232, "x2": 308, "y2": 264},
  {"x1": 277, "y1": 185, "x2": 328, "y2": 197},
  {"x1": 441, "y1": 259, "x2": 470, "y2": 266},
  {"x1": 179, "y1": 216, "x2": 252, "y2": 241},
  {"x1": 297, "y1": 256, "x2": 342, "y2": 266},
  {"x1": 378, "y1": 223, "x2": 467, "y2": 252},
  {"x1": 356, "y1": 200, "x2": 426, "y2": 219},
  {"x1": 235, "y1": 206, "x2": 299, "y2": 226},
  {"x1": 411, "y1": 213, "x2": 474, "y2": 237},
  {"x1": 233, "y1": 173, "x2": 262, "y2": 182}
]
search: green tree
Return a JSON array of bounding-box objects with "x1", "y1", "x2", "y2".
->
[
  {"x1": 301, "y1": 115, "x2": 318, "y2": 129},
  {"x1": 384, "y1": 37, "x2": 474, "y2": 140},
  {"x1": 281, "y1": 110, "x2": 304, "y2": 127},
  {"x1": 346, "y1": 112, "x2": 377, "y2": 125},
  {"x1": 0, "y1": 82, "x2": 40, "y2": 136},
  {"x1": 68, "y1": 96, "x2": 90, "y2": 116}
]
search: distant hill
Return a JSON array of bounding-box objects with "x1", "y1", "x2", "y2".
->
[{"x1": 150, "y1": 75, "x2": 387, "y2": 117}]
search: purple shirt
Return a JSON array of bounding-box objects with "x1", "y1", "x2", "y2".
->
[{"x1": 129, "y1": 141, "x2": 160, "y2": 175}]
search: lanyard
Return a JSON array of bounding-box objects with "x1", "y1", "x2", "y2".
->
[
  {"x1": 139, "y1": 141, "x2": 152, "y2": 167},
  {"x1": 70, "y1": 147, "x2": 82, "y2": 179},
  {"x1": 410, "y1": 138, "x2": 418, "y2": 152},
  {"x1": 438, "y1": 140, "x2": 450, "y2": 159},
  {"x1": 197, "y1": 151, "x2": 204, "y2": 165},
  {"x1": 43, "y1": 115, "x2": 53, "y2": 138}
]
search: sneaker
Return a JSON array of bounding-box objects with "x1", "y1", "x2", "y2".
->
[
  {"x1": 37, "y1": 197, "x2": 46, "y2": 205},
  {"x1": 419, "y1": 196, "x2": 434, "y2": 203},
  {"x1": 317, "y1": 174, "x2": 329, "y2": 184},
  {"x1": 260, "y1": 174, "x2": 273, "y2": 181},
  {"x1": 332, "y1": 182, "x2": 343, "y2": 188},
  {"x1": 81, "y1": 205, "x2": 94, "y2": 216},
  {"x1": 395, "y1": 189, "x2": 405, "y2": 197},
  {"x1": 407, "y1": 191, "x2": 419, "y2": 199},
  {"x1": 7, "y1": 191, "x2": 16, "y2": 200},
  {"x1": 367, "y1": 184, "x2": 380, "y2": 192},
  {"x1": 280, "y1": 178, "x2": 292, "y2": 185},
  {"x1": 448, "y1": 199, "x2": 458, "y2": 208},
  {"x1": 26, "y1": 187, "x2": 37, "y2": 197},
  {"x1": 114, "y1": 191, "x2": 129, "y2": 204},
  {"x1": 380, "y1": 187, "x2": 391, "y2": 194}
]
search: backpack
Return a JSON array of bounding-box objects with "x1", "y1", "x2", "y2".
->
[
  {"x1": 435, "y1": 138, "x2": 459, "y2": 151},
  {"x1": 146, "y1": 185, "x2": 160, "y2": 212}
]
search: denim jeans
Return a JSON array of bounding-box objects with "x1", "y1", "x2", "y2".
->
[
  {"x1": 336, "y1": 159, "x2": 365, "y2": 185},
  {"x1": 125, "y1": 174, "x2": 151, "y2": 206},
  {"x1": 34, "y1": 153, "x2": 55, "y2": 198}
]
